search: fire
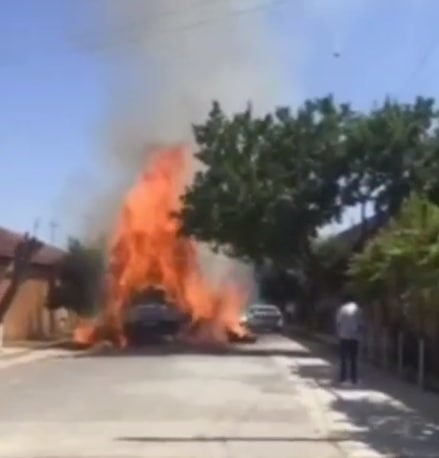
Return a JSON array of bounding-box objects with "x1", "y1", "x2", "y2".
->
[
  {"x1": 75, "y1": 145, "x2": 248, "y2": 347},
  {"x1": 73, "y1": 318, "x2": 99, "y2": 347}
]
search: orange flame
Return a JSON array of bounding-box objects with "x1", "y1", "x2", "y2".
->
[
  {"x1": 75, "y1": 145, "x2": 248, "y2": 347},
  {"x1": 73, "y1": 318, "x2": 99, "y2": 347}
]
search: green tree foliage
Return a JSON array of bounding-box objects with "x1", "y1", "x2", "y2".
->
[
  {"x1": 311, "y1": 236, "x2": 353, "y2": 293},
  {"x1": 47, "y1": 238, "x2": 106, "y2": 317},
  {"x1": 312, "y1": 236, "x2": 352, "y2": 273},
  {"x1": 180, "y1": 96, "x2": 352, "y2": 268},
  {"x1": 256, "y1": 264, "x2": 307, "y2": 307},
  {"x1": 343, "y1": 97, "x2": 436, "y2": 217},
  {"x1": 179, "y1": 96, "x2": 439, "y2": 278},
  {"x1": 348, "y1": 195, "x2": 439, "y2": 332}
]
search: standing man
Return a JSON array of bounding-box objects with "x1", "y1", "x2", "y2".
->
[{"x1": 336, "y1": 293, "x2": 362, "y2": 385}]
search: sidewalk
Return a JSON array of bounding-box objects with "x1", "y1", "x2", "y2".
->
[
  {"x1": 0, "y1": 339, "x2": 71, "y2": 369},
  {"x1": 0, "y1": 347, "x2": 29, "y2": 359},
  {"x1": 282, "y1": 334, "x2": 439, "y2": 458}
]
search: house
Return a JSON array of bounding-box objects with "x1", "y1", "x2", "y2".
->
[
  {"x1": 335, "y1": 213, "x2": 386, "y2": 253},
  {"x1": 327, "y1": 213, "x2": 387, "y2": 281},
  {"x1": 0, "y1": 227, "x2": 67, "y2": 342},
  {"x1": 312, "y1": 214, "x2": 388, "y2": 330}
]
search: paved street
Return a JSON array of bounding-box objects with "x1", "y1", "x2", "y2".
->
[{"x1": 1, "y1": 335, "x2": 439, "y2": 458}]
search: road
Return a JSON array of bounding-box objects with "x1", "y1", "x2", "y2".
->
[
  {"x1": 3, "y1": 334, "x2": 439, "y2": 458},
  {"x1": 0, "y1": 334, "x2": 344, "y2": 458}
]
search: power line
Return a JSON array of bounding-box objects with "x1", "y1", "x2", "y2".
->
[
  {"x1": 2, "y1": 0, "x2": 293, "y2": 65},
  {"x1": 79, "y1": 0, "x2": 292, "y2": 52},
  {"x1": 82, "y1": 0, "x2": 223, "y2": 41},
  {"x1": 4, "y1": 1, "x2": 215, "y2": 65},
  {"x1": 398, "y1": 33, "x2": 439, "y2": 95}
]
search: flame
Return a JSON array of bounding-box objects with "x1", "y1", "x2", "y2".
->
[
  {"x1": 75, "y1": 145, "x2": 248, "y2": 347},
  {"x1": 73, "y1": 318, "x2": 99, "y2": 346}
]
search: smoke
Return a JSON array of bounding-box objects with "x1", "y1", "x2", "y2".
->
[
  {"x1": 77, "y1": 0, "x2": 297, "y2": 294},
  {"x1": 105, "y1": 0, "x2": 294, "y2": 146}
]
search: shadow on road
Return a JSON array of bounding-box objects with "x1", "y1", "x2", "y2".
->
[
  {"x1": 116, "y1": 435, "x2": 346, "y2": 443},
  {"x1": 291, "y1": 339, "x2": 439, "y2": 457},
  {"x1": 70, "y1": 343, "x2": 312, "y2": 359}
]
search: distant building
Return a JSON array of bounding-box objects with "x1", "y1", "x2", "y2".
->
[
  {"x1": 334, "y1": 213, "x2": 385, "y2": 253},
  {"x1": 0, "y1": 227, "x2": 67, "y2": 342},
  {"x1": 313, "y1": 214, "x2": 388, "y2": 330}
]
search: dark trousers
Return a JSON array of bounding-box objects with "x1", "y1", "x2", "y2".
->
[{"x1": 339, "y1": 338, "x2": 359, "y2": 383}]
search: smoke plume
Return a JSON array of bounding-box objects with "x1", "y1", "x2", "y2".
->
[
  {"x1": 78, "y1": 0, "x2": 295, "y2": 295},
  {"x1": 106, "y1": 1, "x2": 292, "y2": 143}
]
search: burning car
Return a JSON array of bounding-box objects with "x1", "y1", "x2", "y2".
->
[
  {"x1": 73, "y1": 147, "x2": 256, "y2": 349},
  {"x1": 123, "y1": 287, "x2": 256, "y2": 346},
  {"x1": 123, "y1": 287, "x2": 187, "y2": 345},
  {"x1": 227, "y1": 327, "x2": 257, "y2": 343}
]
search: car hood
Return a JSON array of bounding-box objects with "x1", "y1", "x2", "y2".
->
[{"x1": 125, "y1": 303, "x2": 182, "y2": 322}]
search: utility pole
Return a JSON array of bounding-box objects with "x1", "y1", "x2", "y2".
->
[
  {"x1": 32, "y1": 218, "x2": 40, "y2": 238},
  {"x1": 49, "y1": 221, "x2": 59, "y2": 245},
  {"x1": 48, "y1": 220, "x2": 59, "y2": 338}
]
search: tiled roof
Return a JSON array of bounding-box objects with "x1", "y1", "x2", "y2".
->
[{"x1": 0, "y1": 227, "x2": 66, "y2": 266}]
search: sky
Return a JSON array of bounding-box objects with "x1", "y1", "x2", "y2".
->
[{"x1": 1, "y1": 0, "x2": 439, "y2": 246}]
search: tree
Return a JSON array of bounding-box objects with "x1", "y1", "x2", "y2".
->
[
  {"x1": 348, "y1": 194, "x2": 439, "y2": 334},
  {"x1": 47, "y1": 238, "x2": 106, "y2": 317},
  {"x1": 256, "y1": 263, "x2": 307, "y2": 307},
  {"x1": 180, "y1": 96, "x2": 353, "y2": 269},
  {"x1": 311, "y1": 235, "x2": 353, "y2": 294},
  {"x1": 179, "y1": 96, "x2": 439, "y2": 309},
  {"x1": 343, "y1": 97, "x2": 436, "y2": 221}
]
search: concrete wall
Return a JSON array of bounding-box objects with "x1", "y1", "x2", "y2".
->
[
  {"x1": 0, "y1": 262, "x2": 70, "y2": 342},
  {"x1": 3, "y1": 278, "x2": 50, "y2": 341}
]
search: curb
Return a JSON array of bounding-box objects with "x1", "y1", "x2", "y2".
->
[
  {"x1": 285, "y1": 326, "x2": 339, "y2": 351},
  {"x1": 0, "y1": 348, "x2": 30, "y2": 361},
  {"x1": 0, "y1": 339, "x2": 72, "y2": 361}
]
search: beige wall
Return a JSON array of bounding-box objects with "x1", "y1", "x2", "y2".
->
[
  {"x1": 0, "y1": 265, "x2": 73, "y2": 342},
  {"x1": 2, "y1": 277, "x2": 53, "y2": 341}
]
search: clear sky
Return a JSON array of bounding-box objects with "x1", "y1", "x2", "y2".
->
[{"x1": 1, "y1": 0, "x2": 439, "y2": 245}]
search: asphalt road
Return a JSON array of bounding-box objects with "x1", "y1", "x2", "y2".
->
[{"x1": 0, "y1": 335, "x2": 343, "y2": 458}]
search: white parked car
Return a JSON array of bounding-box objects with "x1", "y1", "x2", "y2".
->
[{"x1": 243, "y1": 303, "x2": 285, "y2": 332}]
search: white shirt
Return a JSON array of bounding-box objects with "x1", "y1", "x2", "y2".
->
[{"x1": 336, "y1": 302, "x2": 362, "y2": 340}]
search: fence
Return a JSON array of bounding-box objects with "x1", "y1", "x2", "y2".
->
[
  {"x1": 303, "y1": 306, "x2": 439, "y2": 392},
  {"x1": 361, "y1": 324, "x2": 439, "y2": 391}
]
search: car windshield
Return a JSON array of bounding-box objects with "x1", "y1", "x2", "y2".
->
[
  {"x1": 126, "y1": 302, "x2": 167, "y2": 317},
  {"x1": 249, "y1": 304, "x2": 281, "y2": 315}
]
